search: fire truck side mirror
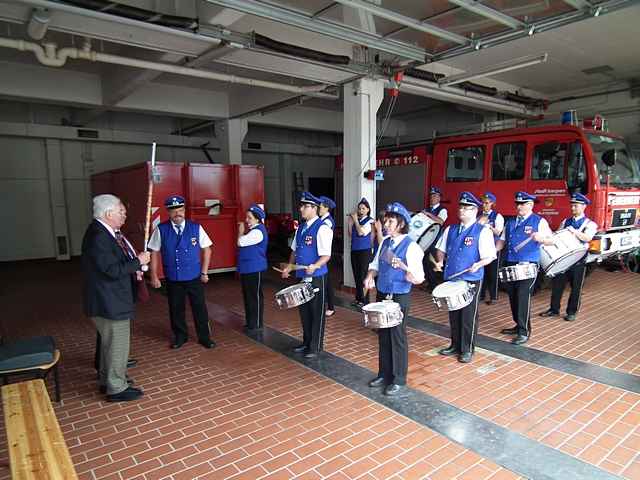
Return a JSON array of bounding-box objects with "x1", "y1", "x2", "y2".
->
[{"x1": 602, "y1": 149, "x2": 617, "y2": 167}]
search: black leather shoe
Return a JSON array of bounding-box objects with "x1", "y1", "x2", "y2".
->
[
  {"x1": 127, "y1": 358, "x2": 138, "y2": 368},
  {"x1": 106, "y1": 386, "x2": 143, "y2": 402},
  {"x1": 99, "y1": 379, "x2": 133, "y2": 394},
  {"x1": 368, "y1": 377, "x2": 385, "y2": 388},
  {"x1": 303, "y1": 351, "x2": 318, "y2": 359},
  {"x1": 564, "y1": 314, "x2": 576, "y2": 321},
  {"x1": 438, "y1": 346, "x2": 458, "y2": 356},
  {"x1": 512, "y1": 335, "x2": 529, "y2": 345},
  {"x1": 199, "y1": 339, "x2": 216, "y2": 349},
  {"x1": 539, "y1": 310, "x2": 559, "y2": 317},
  {"x1": 293, "y1": 344, "x2": 307, "y2": 353},
  {"x1": 500, "y1": 327, "x2": 518, "y2": 335},
  {"x1": 458, "y1": 352, "x2": 473, "y2": 363},
  {"x1": 171, "y1": 339, "x2": 187, "y2": 349},
  {"x1": 486, "y1": 299, "x2": 494, "y2": 305},
  {"x1": 384, "y1": 384, "x2": 403, "y2": 396}
]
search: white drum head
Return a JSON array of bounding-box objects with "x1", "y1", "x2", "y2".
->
[
  {"x1": 544, "y1": 250, "x2": 587, "y2": 276},
  {"x1": 417, "y1": 224, "x2": 441, "y2": 251},
  {"x1": 363, "y1": 302, "x2": 386, "y2": 313},
  {"x1": 433, "y1": 281, "x2": 468, "y2": 296},
  {"x1": 408, "y1": 212, "x2": 431, "y2": 242}
]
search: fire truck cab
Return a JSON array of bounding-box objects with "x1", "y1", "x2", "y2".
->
[{"x1": 363, "y1": 120, "x2": 640, "y2": 263}]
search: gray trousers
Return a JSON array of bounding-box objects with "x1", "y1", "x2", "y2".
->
[{"x1": 91, "y1": 316, "x2": 130, "y2": 395}]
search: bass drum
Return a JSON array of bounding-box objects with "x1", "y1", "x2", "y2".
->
[{"x1": 408, "y1": 212, "x2": 442, "y2": 251}]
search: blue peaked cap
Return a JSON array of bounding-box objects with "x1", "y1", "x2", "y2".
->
[
  {"x1": 430, "y1": 186, "x2": 442, "y2": 195},
  {"x1": 248, "y1": 204, "x2": 266, "y2": 220},
  {"x1": 459, "y1": 191, "x2": 482, "y2": 208},
  {"x1": 570, "y1": 193, "x2": 591, "y2": 205},
  {"x1": 164, "y1": 195, "x2": 185, "y2": 209},
  {"x1": 385, "y1": 202, "x2": 411, "y2": 225},
  {"x1": 318, "y1": 196, "x2": 336, "y2": 210},
  {"x1": 299, "y1": 191, "x2": 320, "y2": 206},
  {"x1": 515, "y1": 191, "x2": 536, "y2": 203},
  {"x1": 482, "y1": 192, "x2": 497, "y2": 203}
]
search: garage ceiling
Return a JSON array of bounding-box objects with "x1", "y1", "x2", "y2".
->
[{"x1": 0, "y1": 0, "x2": 638, "y2": 124}]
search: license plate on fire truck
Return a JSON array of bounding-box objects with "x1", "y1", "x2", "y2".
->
[{"x1": 620, "y1": 235, "x2": 632, "y2": 247}]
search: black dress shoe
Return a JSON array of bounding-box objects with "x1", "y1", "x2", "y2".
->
[
  {"x1": 99, "y1": 379, "x2": 133, "y2": 394},
  {"x1": 171, "y1": 339, "x2": 187, "y2": 349},
  {"x1": 458, "y1": 352, "x2": 473, "y2": 363},
  {"x1": 303, "y1": 351, "x2": 318, "y2": 359},
  {"x1": 106, "y1": 386, "x2": 143, "y2": 402},
  {"x1": 564, "y1": 314, "x2": 577, "y2": 321},
  {"x1": 512, "y1": 335, "x2": 529, "y2": 345},
  {"x1": 438, "y1": 346, "x2": 459, "y2": 356},
  {"x1": 199, "y1": 339, "x2": 216, "y2": 349},
  {"x1": 293, "y1": 344, "x2": 307, "y2": 353},
  {"x1": 486, "y1": 299, "x2": 494, "y2": 306},
  {"x1": 500, "y1": 327, "x2": 518, "y2": 335},
  {"x1": 127, "y1": 358, "x2": 138, "y2": 368},
  {"x1": 384, "y1": 384, "x2": 403, "y2": 396},
  {"x1": 539, "y1": 309, "x2": 559, "y2": 317},
  {"x1": 368, "y1": 377, "x2": 385, "y2": 388}
]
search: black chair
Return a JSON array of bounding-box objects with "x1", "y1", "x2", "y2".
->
[{"x1": 0, "y1": 336, "x2": 61, "y2": 402}]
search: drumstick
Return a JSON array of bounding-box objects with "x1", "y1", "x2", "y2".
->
[
  {"x1": 273, "y1": 263, "x2": 309, "y2": 273},
  {"x1": 513, "y1": 236, "x2": 533, "y2": 253},
  {"x1": 447, "y1": 268, "x2": 471, "y2": 280}
]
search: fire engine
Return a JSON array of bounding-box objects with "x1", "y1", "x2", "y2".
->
[{"x1": 336, "y1": 115, "x2": 640, "y2": 263}]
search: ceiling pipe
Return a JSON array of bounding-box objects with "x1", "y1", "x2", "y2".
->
[
  {"x1": 0, "y1": 37, "x2": 338, "y2": 99},
  {"x1": 27, "y1": 7, "x2": 50, "y2": 40}
]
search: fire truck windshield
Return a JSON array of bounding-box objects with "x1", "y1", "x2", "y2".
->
[{"x1": 589, "y1": 134, "x2": 640, "y2": 188}]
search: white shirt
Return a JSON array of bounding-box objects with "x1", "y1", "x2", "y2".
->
[
  {"x1": 321, "y1": 213, "x2": 333, "y2": 229},
  {"x1": 96, "y1": 218, "x2": 137, "y2": 256},
  {"x1": 148, "y1": 221, "x2": 213, "y2": 251},
  {"x1": 369, "y1": 234, "x2": 425, "y2": 283},
  {"x1": 290, "y1": 216, "x2": 333, "y2": 256},
  {"x1": 559, "y1": 215, "x2": 597, "y2": 242},
  {"x1": 436, "y1": 223, "x2": 497, "y2": 261},
  {"x1": 238, "y1": 224, "x2": 265, "y2": 247},
  {"x1": 480, "y1": 210, "x2": 505, "y2": 235},
  {"x1": 430, "y1": 203, "x2": 448, "y2": 222},
  {"x1": 352, "y1": 216, "x2": 373, "y2": 236},
  {"x1": 499, "y1": 213, "x2": 553, "y2": 241}
]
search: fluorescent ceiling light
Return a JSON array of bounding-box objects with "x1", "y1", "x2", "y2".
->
[{"x1": 438, "y1": 53, "x2": 548, "y2": 85}]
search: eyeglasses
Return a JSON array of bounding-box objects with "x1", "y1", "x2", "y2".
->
[{"x1": 458, "y1": 205, "x2": 476, "y2": 211}]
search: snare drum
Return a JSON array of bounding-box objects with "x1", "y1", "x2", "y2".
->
[
  {"x1": 498, "y1": 263, "x2": 538, "y2": 282},
  {"x1": 432, "y1": 281, "x2": 475, "y2": 311},
  {"x1": 275, "y1": 283, "x2": 316, "y2": 309},
  {"x1": 540, "y1": 229, "x2": 588, "y2": 277},
  {"x1": 408, "y1": 212, "x2": 442, "y2": 251},
  {"x1": 362, "y1": 301, "x2": 403, "y2": 329}
]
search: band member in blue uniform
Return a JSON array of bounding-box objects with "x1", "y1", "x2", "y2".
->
[
  {"x1": 497, "y1": 192, "x2": 553, "y2": 345},
  {"x1": 434, "y1": 192, "x2": 496, "y2": 363},
  {"x1": 478, "y1": 192, "x2": 505, "y2": 305},
  {"x1": 237, "y1": 204, "x2": 268, "y2": 331},
  {"x1": 364, "y1": 202, "x2": 424, "y2": 396},
  {"x1": 149, "y1": 195, "x2": 215, "y2": 349},
  {"x1": 348, "y1": 197, "x2": 375, "y2": 308},
  {"x1": 539, "y1": 193, "x2": 597, "y2": 321},
  {"x1": 318, "y1": 196, "x2": 337, "y2": 317},
  {"x1": 423, "y1": 186, "x2": 448, "y2": 291},
  {"x1": 282, "y1": 192, "x2": 333, "y2": 359}
]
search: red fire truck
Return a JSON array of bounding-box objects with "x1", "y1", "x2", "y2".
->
[{"x1": 336, "y1": 118, "x2": 640, "y2": 263}]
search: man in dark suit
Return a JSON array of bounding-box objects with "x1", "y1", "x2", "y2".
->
[{"x1": 82, "y1": 194, "x2": 150, "y2": 402}]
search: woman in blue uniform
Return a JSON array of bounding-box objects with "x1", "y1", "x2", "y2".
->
[
  {"x1": 237, "y1": 204, "x2": 268, "y2": 331},
  {"x1": 348, "y1": 197, "x2": 374, "y2": 308},
  {"x1": 364, "y1": 202, "x2": 424, "y2": 396}
]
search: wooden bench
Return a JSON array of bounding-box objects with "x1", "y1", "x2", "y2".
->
[{"x1": 1, "y1": 379, "x2": 77, "y2": 479}]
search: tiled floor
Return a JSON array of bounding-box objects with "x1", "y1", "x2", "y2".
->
[{"x1": 0, "y1": 260, "x2": 638, "y2": 479}]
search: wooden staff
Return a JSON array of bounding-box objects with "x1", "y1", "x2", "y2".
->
[{"x1": 141, "y1": 142, "x2": 157, "y2": 272}]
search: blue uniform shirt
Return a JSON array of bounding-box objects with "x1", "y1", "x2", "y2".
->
[
  {"x1": 444, "y1": 222, "x2": 484, "y2": 282},
  {"x1": 351, "y1": 216, "x2": 373, "y2": 251},
  {"x1": 376, "y1": 236, "x2": 413, "y2": 294},
  {"x1": 159, "y1": 220, "x2": 202, "y2": 281},
  {"x1": 237, "y1": 223, "x2": 268, "y2": 274},
  {"x1": 505, "y1": 214, "x2": 543, "y2": 263},
  {"x1": 295, "y1": 218, "x2": 329, "y2": 278}
]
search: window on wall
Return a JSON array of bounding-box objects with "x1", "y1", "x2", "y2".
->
[
  {"x1": 492, "y1": 142, "x2": 526, "y2": 180},
  {"x1": 532, "y1": 142, "x2": 567, "y2": 180},
  {"x1": 446, "y1": 146, "x2": 484, "y2": 182}
]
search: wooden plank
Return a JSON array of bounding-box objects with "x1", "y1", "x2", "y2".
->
[{"x1": 1, "y1": 380, "x2": 77, "y2": 480}]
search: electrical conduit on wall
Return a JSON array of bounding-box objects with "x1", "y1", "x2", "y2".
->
[{"x1": 0, "y1": 37, "x2": 337, "y2": 99}]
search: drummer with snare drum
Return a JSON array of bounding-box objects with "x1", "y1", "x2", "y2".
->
[
  {"x1": 539, "y1": 193, "x2": 597, "y2": 322},
  {"x1": 364, "y1": 202, "x2": 424, "y2": 396},
  {"x1": 496, "y1": 192, "x2": 554, "y2": 345},
  {"x1": 433, "y1": 192, "x2": 496, "y2": 363},
  {"x1": 281, "y1": 192, "x2": 333, "y2": 359},
  {"x1": 423, "y1": 187, "x2": 448, "y2": 291}
]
